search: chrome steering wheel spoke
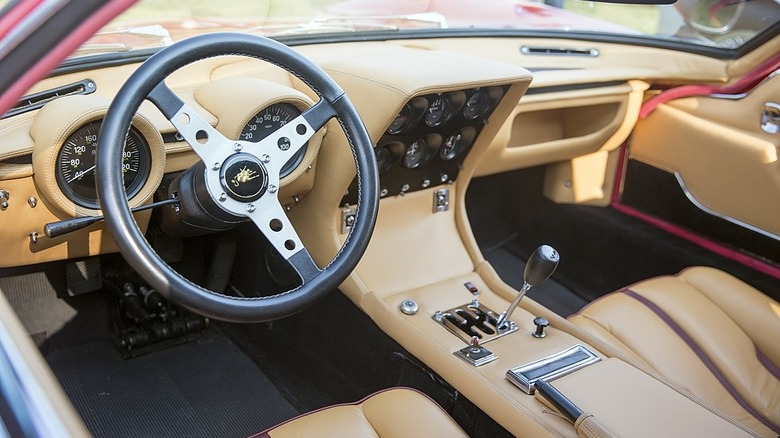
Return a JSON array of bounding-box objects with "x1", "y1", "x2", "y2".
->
[
  {"x1": 244, "y1": 197, "x2": 321, "y2": 283},
  {"x1": 99, "y1": 33, "x2": 378, "y2": 322},
  {"x1": 152, "y1": 79, "x2": 328, "y2": 285}
]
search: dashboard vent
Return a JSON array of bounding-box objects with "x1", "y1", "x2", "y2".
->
[
  {"x1": 520, "y1": 46, "x2": 599, "y2": 57},
  {"x1": 3, "y1": 79, "x2": 96, "y2": 119}
]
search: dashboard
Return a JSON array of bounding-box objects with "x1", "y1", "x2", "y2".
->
[{"x1": 0, "y1": 38, "x2": 657, "y2": 269}]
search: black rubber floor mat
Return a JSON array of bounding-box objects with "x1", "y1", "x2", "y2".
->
[{"x1": 45, "y1": 332, "x2": 299, "y2": 438}]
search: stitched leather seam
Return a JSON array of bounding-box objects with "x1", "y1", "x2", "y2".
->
[{"x1": 624, "y1": 289, "x2": 780, "y2": 435}]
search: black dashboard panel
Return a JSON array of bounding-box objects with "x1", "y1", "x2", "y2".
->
[{"x1": 342, "y1": 86, "x2": 506, "y2": 205}]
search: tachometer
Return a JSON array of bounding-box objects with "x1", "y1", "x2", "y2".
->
[
  {"x1": 55, "y1": 120, "x2": 151, "y2": 209},
  {"x1": 241, "y1": 103, "x2": 307, "y2": 178}
]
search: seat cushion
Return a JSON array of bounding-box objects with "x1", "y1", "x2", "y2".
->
[
  {"x1": 568, "y1": 267, "x2": 780, "y2": 437},
  {"x1": 251, "y1": 387, "x2": 467, "y2": 438}
]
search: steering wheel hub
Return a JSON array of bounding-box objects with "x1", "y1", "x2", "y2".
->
[{"x1": 220, "y1": 153, "x2": 269, "y2": 202}]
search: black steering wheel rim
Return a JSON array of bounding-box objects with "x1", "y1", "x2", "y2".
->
[{"x1": 97, "y1": 33, "x2": 379, "y2": 323}]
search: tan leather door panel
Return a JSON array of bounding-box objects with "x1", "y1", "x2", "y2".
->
[{"x1": 630, "y1": 75, "x2": 780, "y2": 239}]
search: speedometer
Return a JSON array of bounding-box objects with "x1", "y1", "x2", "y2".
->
[
  {"x1": 241, "y1": 103, "x2": 307, "y2": 178},
  {"x1": 55, "y1": 120, "x2": 151, "y2": 209}
]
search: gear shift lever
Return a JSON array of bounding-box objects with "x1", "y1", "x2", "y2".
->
[{"x1": 495, "y1": 245, "x2": 559, "y2": 330}]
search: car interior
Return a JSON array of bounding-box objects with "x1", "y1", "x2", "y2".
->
[{"x1": 0, "y1": 0, "x2": 778, "y2": 437}]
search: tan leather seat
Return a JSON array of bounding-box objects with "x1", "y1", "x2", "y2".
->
[
  {"x1": 251, "y1": 387, "x2": 467, "y2": 438},
  {"x1": 568, "y1": 267, "x2": 780, "y2": 437}
]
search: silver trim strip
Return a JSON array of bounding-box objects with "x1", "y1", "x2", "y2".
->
[
  {"x1": 520, "y1": 46, "x2": 599, "y2": 57},
  {"x1": 506, "y1": 344, "x2": 600, "y2": 394},
  {"x1": 675, "y1": 172, "x2": 780, "y2": 241}
]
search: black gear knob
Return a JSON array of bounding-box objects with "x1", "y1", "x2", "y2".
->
[
  {"x1": 495, "y1": 245, "x2": 560, "y2": 330},
  {"x1": 524, "y1": 245, "x2": 559, "y2": 287}
]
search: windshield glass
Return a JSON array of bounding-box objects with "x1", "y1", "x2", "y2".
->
[{"x1": 78, "y1": 0, "x2": 780, "y2": 57}]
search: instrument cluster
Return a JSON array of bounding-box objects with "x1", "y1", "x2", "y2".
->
[{"x1": 342, "y1": 86, "x2": 506, "y2": 204}]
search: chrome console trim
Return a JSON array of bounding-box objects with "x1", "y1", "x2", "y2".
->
[
  {"x1": 433, "y1": 300, "x2": 518, "y2": 344},
  {"x1": 506, "y1": 344, "x2": 600, "y2": 394}
]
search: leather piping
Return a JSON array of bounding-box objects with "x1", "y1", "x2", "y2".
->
[
  {"x1": 623, "y1": 289, "x2": 780, "y2": 435},
  {"x1": 756, "y1": 348, "x2": 780, "y2": 381}
]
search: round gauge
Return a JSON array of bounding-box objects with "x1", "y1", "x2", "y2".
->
[
  {"x1": 241, "y1": 103, "x2": 307, "y2": 178},
  {"x1": 55, "y1": 120, "x2": 151, "y2": 209},
  {"x1": 387, "y1": 103, "x2": 412, "y2": 135},
  {"x1": 375, "y1": 146, "x2": 393, "y2": 174},
  {"x1": 463, "y1": 90, "x2": 488, "y2": 120},
  {"x1": 440, "y1": 127, "x2": 475, "y2": 161},
  {"x1": 425, "y1": 95, "x2": 451, "y2": 127},
  {"x1": 440, "y1": 133, "x2": 464, "y2": 161},
  {"x1": 404, "y1": 138, "x2": 429, "y2": 169}
]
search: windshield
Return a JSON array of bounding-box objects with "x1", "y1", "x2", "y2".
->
[{"x1": 77, "y1": 0, "x2": 780, "y2": 57}]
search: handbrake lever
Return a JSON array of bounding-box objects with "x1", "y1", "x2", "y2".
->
[{"x1": 535, "y1": 380, "x2": 617, "y2": 438}]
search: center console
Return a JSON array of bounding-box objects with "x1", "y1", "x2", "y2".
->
[
  {"x1": 284, "y1": 44, "x2": 756, "y2": 437},
  {"x1": 339, "y1": 189, "x2": 753, "y2": 436}
]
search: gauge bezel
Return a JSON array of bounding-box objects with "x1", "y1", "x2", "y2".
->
[
  {"x1": 440, "y1": 126, "x2": 476, "y2": 161},
  {"x1": 55, "y1": 120, "x2": 152, "y2": 209},
  {"x1": 387, "y1": 97, "x2": 427, "y2": 135},
  {"x1": 424, "y1": 91, "x2": 466, "y2": 127},
  {"x1": 31, "y1": 95, "x2": 165, "y2": 217},
  {"x1": 463, "y1": 89, "x2": 489, "y2": 120},
  {"x1": 403, "y1": 134, "x2": 441, "y2": 169},
  {"x1": 375, "y1": 141, "x2": 404, "y2": 174}
]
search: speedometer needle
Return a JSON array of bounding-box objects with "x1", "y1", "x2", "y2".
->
[{"x1": 67, "y1": 165, "x2": 96, "y2": 183}]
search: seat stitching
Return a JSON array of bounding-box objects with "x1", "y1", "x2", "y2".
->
[{"x1": 623, "y1": 289, "x2": 780, "y2": 435}]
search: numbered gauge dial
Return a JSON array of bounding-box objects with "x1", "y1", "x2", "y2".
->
[
  {"x1": 440, "y1": 127, "x2": 475, "y2": 161},
  {"x1": 425, "y1": 95, "x2": 451, "y2": 127},
  {"x1": 404, "y1": 138, "x2": 429, "y2": 169},
  {"x1": 56, "y1": 120, "x2": 151, "y2": 209},
  {"x1": 241, "y1": 103, "x2": 307, "y2": 178},
  {"x1": 463, "y1": 90, "x2": 488, "y2": 120},
  {"x1": 387, "y1": 103, "x2": 412, "y2": 135}
]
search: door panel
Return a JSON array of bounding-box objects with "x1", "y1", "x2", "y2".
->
[{"x1": 630, "y1": 74, "x2": 780, "y2": 239}]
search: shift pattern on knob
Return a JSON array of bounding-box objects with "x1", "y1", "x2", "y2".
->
[{"x1": 524, "y1": 245, "x2": 560, "y2": 287}]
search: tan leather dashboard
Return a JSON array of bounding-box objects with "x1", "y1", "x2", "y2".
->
[{"x1": 0, "y1": 35, "x2": 769, "y2": 269}]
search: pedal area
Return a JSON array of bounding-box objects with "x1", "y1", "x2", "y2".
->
[{"x1": 105, "y1": 281, "x2": 209, "y2": 358}]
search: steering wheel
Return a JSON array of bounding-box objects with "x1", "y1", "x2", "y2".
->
[{"x1": 97, "y1": 33, "x2": 379, "y2": 323}]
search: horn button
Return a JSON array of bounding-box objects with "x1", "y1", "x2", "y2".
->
[{"x1": 220, "y1": 153, "x2": 269, "y2": 202}]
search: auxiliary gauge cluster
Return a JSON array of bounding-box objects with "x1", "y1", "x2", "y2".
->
[{"x1": 342, "y1": 86, "x2": 506, "y2": 205}]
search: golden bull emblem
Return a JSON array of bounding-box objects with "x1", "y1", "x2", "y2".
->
[{"x1": 231, "y1": 166, "x2": 260, "y2": 188}]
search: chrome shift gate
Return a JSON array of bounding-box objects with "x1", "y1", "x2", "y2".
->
[{"x1": 433, "y1": 300, "x2": 518, "y2": 344}]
